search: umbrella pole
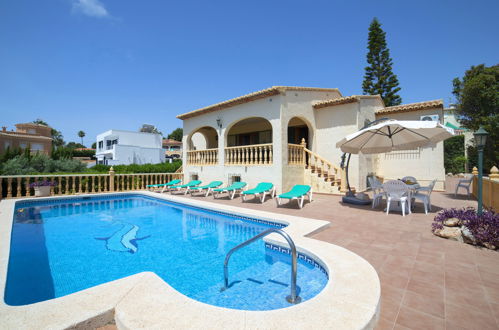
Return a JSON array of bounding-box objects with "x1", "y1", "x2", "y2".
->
[
  {"x1": 340, "y1": 153, "x2": 353, "y2": 195},
  {"x1": 346, "y1": 153, "x2": 352, "y2": 194}
]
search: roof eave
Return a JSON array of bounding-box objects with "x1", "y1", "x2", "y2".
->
[
  {"x1": 176, "y1": 86, "x2": 341, "y2": 120},
  {"x1": 376, "y1": 99, "x2": 444, "y2": 115}
]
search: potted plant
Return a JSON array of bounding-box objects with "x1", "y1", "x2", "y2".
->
[{"x1": 30, "y1": 180, "x2": 57, "y2": 197}]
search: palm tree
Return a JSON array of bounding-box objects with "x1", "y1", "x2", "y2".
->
[{"x1": 78, "y1": 131, "x2": 86, "y2": 146}]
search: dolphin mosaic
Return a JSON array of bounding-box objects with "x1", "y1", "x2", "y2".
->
[{"x1": 96, "y1": 223, "x2": 150, "y2": 253}]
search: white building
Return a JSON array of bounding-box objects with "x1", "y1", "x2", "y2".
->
[
  {"x1": 95, "y1": 130, "x2": 164, "y2": 165},
  {"x1": 177, "y1": 86, "x2": 447, "y2": 194}
]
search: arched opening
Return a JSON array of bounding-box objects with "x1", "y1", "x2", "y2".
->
[
  {"x1": 287, "y1": 117, "x2": 311, "y2": 148},
  {"x1": 186, "y1": 126, "x2": 218, "y2": 166},
  {"x1": 226, "y1": 117, "x2": 272, "y2": 147},
  {"x1": 188, "y1": 126, "x2": 218, "y2": 150},
  {"x1": 225, "y1": 117, "x2": 273, "y2": 165}
]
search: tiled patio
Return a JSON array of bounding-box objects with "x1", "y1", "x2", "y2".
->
[{"x1": 175, "y1": 191, "x2": 499, "y2": 330}]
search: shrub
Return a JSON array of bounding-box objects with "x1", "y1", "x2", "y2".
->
[
  {"x1": 0, "y1": 154, "x2": 87, "y2": 175},
  {"x1": 88, "y1": 161, "x2": 181, "y2": 174},
  {"x1": 444, "y1": 135, "x2": 466, "y2": 174},
  {"x1": 72, "y1": 149, "x2": 95, "y2": 158},
  {"x1": 0, "y1": 146, "x2": 23, "y2": 163},
  {"x1": 461, "y1": 209, "x2": 499, "y2": 248}
]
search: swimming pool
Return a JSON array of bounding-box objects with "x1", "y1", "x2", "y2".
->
[{"x1": 5, "y1": 194, "x2": 327, "y2": 310}]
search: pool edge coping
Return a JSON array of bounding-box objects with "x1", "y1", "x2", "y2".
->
[{"x1": 0, "y1": 191, "x2": 380, "y2": 330}]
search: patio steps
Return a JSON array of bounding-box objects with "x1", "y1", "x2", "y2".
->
[{"x1": 305, "y1": 165, "x2": 344, "y2": 195}]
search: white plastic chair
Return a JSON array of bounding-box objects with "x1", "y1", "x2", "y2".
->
[
  {"x1": 455, "y1": 174, "x2": 473, "y2": 197},
  {"x1": 368, "y1": 176, "x2": 384, "y2": 209},
  {"x1": 413, "y1": 179, "x2": 437, "y2": 214},
  {"x1": 382, "y1": 180, "x2": 411, "y2": 216}
]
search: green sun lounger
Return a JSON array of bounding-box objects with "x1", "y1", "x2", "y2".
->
[
  {"x1": 169, "y1": 180, "x2": 202, "y2": 193},
  {"x1": 186, "y1": 181, "x2": 223, "y2": 196},
  {"x1": 276, "y1": 185, "x2": 312, "y2": 209},
  {"x1": 242, "y1": 182, "x2": 275, "y2": 203},
  {"x1": 213, "y1": 182, "x2": 247, "y2": 200},
  {"x1": 147, "y1": 179, "x2": 182, "y2": 192}
]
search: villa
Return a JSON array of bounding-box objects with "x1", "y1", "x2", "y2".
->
[
  {"x1": 162, "y1": 138, "x2": 182, "y2": 159},
  {"x1": 178, "y1": 86, "x2": 446, "y2": 194},
  {"x1": 0, "y1": 123, "x2": 53, "y2": 155},
  {"x1": 95, "y1": 129, "x2": 165, "y2": 165}
]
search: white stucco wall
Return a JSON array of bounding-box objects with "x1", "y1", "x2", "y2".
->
[
  {"x1": 280, "y1": 89, "x2": 342, "y2": 153},
  {"x1": 180, "y1": 89, "x2": 445, "y2": 194},
  {"x1": 182, "y1": 95, "x2": 286, "y2": 192},
  {"x1": 375, "y1": 107, "x2": 446, "y2": 190},
  {"x1": 356, "y1": 98, "x2": 383, "y2": 190},
  {"x1": 96, "y1": 130, "x2": 163, "y2": 149},
  {"x1": 190, "y1": 132, "x2": 207, "y2": 150},
  {"x1": 95, "y1": 130, "x2": 164, "y2": 165},
  {"x1": 109, "y1": 145, "x2": 164, "y2": 165}
]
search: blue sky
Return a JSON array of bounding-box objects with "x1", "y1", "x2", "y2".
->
[{"x1": 1, "y1": 0, "x2": 498, "y2": 146}]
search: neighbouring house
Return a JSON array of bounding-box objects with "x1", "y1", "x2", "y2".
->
[
  {"x1": 443, "y1": 106, "x2": 473, "y2": 172},
  {"x1": 162, "y1": 139, "x2": 182, "y2": 159},
  {"x1": 95, "y1": 130, "x2": 164, "y2": 165},
  {"x1": 177, "y1": 86, "x2": 446, "y2": 194},
  {"x1": 0, "y1": 123, "x2": 53, "y2": 155}
]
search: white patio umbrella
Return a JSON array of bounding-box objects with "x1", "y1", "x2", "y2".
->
[
  {"x1": 336, "y1": 119, "x2": 455, "y2": 203},
  {"x1": 336, "y1": 119, "x2": 455, "y2": 154}
]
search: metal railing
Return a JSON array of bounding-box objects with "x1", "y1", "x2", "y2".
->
[{"x1": 221, "y1": 228, "x2": 301, "y2": 304}]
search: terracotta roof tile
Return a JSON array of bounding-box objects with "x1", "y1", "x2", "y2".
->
[
  {"x1": 0, "y1": 131, "x2": 52, "y2": 140},
  {"x1": 313, "y1": 95, "x2": 383, "y2": 109},
  {"x1": 163, "y1": 139, "x2": 182, "y2": 145},
  {"x1": 177, "y1": 86, "x2": 340, "y2": 120},
  {"x1": 376, "y1": 99, "x2": 444, "y2": 114},
  {"x1": 15, "y1": 123, "x2": 51, "y2": 128}
]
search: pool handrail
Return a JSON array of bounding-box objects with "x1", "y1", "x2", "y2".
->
[{"x1": 221, "y1": 228, "x2": 301, "y2": 304}]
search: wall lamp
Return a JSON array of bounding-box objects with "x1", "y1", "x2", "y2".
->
[{"x1": 216, "y1": 118, "x2": 223, "y2": 129}]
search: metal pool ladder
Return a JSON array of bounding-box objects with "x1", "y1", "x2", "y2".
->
[{"x1": 220, "y1": 228, "x2": 301, "y2": 304}]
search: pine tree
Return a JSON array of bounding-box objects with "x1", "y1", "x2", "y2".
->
[{"x1": 362, "y1": 18, "x2": 402, "y2": 106}]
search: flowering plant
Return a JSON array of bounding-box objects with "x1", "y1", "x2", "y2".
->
[
  {"x1": 462, "y1": 209, "x2": 499, "y2": 248},
  {"x1": 432, "y1": 207, "x2": 499, "y2": 248},
  {"x1": 29, "y1": 180, "x2": 57, "y2": 188}
]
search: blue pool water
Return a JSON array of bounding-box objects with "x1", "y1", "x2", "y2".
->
[{"x1": 5, "y1": 194, "x2": 328, "y2": 310}]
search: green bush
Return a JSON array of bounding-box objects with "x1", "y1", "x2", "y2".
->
[
  {"x1": 0, "y1": 154, "x2": 87, "y2": 175},
  {"x1": 0, "y1": 146, "x2": 23, "y2": 163},
  {"x1": 72, "y1": 149, "x2": 95, "y2": 158},
  {"x1": 89, "y1": 161, "x2": 182, "y2": 174},
  {"x1": 444, "y1": 135, "x2": 466, "y2": 174},
  {"x1": 0, "y1": 152, "x2": 181, "y2": 175},
  {"x1": 51, "y1": 147, "x2": 74, "y2": 160}
]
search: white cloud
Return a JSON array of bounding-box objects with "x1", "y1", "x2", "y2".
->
[{"x1": 72, "y1": 0, "x2": 109, "y2": 18}]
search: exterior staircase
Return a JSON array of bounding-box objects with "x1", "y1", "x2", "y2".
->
[
  {"x1": 288, "y1": 139, "x2": 347, "y2": 195},
  {"x1": 303, "y1": 148, "x2": 345, "y2": 194}
]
